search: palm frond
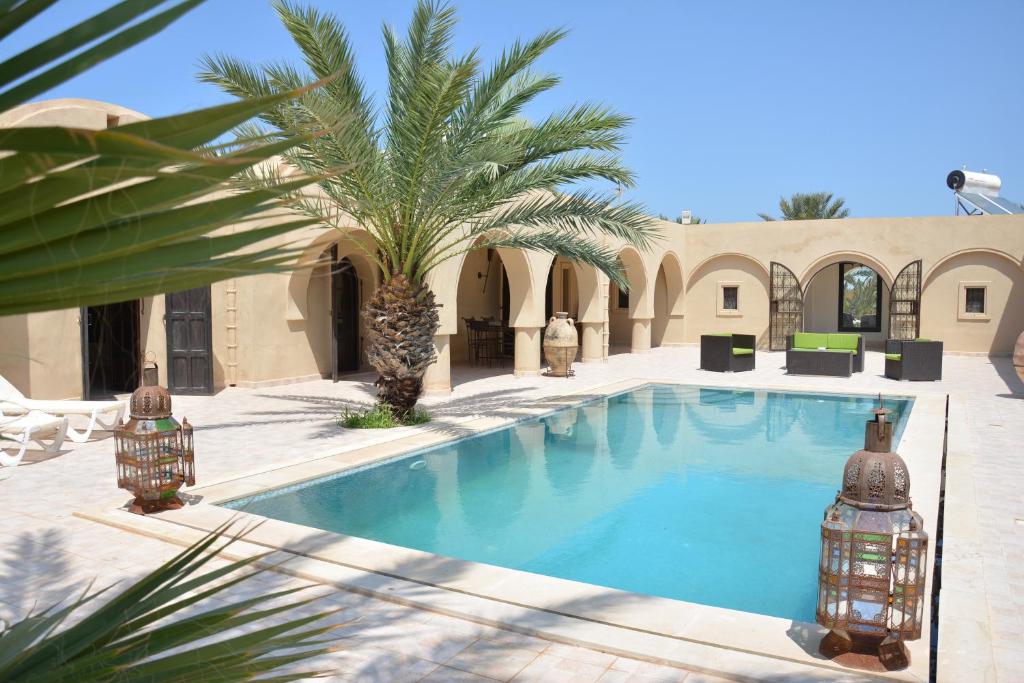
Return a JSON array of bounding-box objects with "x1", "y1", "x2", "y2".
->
[
  {"x1": 203, "y1": 0, "x2": 656, "y2": 289},
  {"x1": 0, "y1": 525, "x2": 347, "y2": 681}
]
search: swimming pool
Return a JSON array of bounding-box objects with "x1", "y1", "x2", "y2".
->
[{"x1": 226, "y1": 384, "x2": 913, "y2": 622}]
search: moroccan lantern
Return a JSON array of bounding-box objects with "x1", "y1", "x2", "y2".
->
[
  {"x1": 114, "y1": 385, "x2": 195, "y2": 515},
  {"x1": 816, "y1": 405, "x2": 928, "y2": 670}
]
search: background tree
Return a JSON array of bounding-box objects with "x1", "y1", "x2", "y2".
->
[
  {"x1": 657, "y1": 213, "x2": 703, "y2": 224},
  {"x1": 758, "y1": 192, "x2": 849, "y2": 221},
  {"x1": 201, "y1": 0, "x2": 656, "y2": 418}
]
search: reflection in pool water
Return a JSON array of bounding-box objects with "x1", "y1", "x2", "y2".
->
[{"x1": 226, "y1": 385, "x2": 912, "y2": 622}]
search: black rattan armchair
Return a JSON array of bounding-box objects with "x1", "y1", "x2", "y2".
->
[
  {"x1": 700, "y1": 334, "x2": 756, "y2": 372},
  {"x1": 885, "y1": 339, "x2": 943, "y2": 381}
]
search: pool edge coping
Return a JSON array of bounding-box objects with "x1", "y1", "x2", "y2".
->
[{"x1": 78, "y1": 378, "x2": 943, "y2": 683}]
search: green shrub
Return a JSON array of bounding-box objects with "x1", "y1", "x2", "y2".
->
[{"x1": 339, "y1": 404, "x2": 430, "y2": 429}]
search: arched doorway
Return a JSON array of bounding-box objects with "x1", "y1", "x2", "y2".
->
[
  {"x1": 652, "y1": 253, "x2": 684, "y2": 347},
  {"x1": 545, "y1": 256, "x2": 580, "y2": 321},
  {"x1": 803, "y1": 261, "x2": 890, "y2": 348},
  {"x1": 608, "y1": 247, "x2": 649, "y2": 353},
  {"x1": 330, "y1": 249, "x2": 361, "y2": 379}
]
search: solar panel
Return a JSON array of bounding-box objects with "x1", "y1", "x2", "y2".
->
[
  {"x1": 956, "y1": 192, "x2": 1024, "y2": 214},
  {"x1": 988, "y1": 196, "x2": 1024, "y2": 214}
]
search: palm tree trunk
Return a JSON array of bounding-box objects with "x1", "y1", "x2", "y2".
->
[{"x1": 363, "y1": 273, "x2": 440, "y2": 419}]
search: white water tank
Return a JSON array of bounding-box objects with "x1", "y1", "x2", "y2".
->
[{"x1": 946, "y1": 169, "x2": 1002, "y2": 197}]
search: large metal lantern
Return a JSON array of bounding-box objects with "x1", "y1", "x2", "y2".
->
[
  {"x1": 114, "y1": 385, "x2": 195, "y2": 514},
  {"x1": 817, "y1": 405, "x2": 928, "y2": 670}
]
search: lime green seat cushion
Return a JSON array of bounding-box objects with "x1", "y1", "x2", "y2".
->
[
  {"x1": 885, "y1": 353, "x2": 902, "y2": 361},
  {"x1": 708, "y1": 332, "x2": 732, "y2": 336},
  {"x1": 827, "y1": 333, "x2": 860, "y2": 352},
  {"x1": 792, "y1": 332, "x2": 829, "y2": 349},
  {"x1": 732, "y1": 348, "x2": 754, "y2": 356}
]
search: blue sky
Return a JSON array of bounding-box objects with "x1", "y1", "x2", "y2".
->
[{"x1": 9, "y1": 0, "x2": 1024, "y2": 222}]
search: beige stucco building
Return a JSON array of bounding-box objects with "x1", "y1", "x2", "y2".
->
[{"x1": 3, "y1": 99, "x2": 1023, "y2": 400}]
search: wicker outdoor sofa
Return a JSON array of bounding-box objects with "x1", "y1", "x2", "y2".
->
[
  {"x1": 885, "y1": 339, "x2": 943, "y2": 381},
  {"x1": 700, "y1": 333, "x2": 756, "y2": 372},
  {"x1": 785, "y1": 332, "x2": 864, "y2": 377}
]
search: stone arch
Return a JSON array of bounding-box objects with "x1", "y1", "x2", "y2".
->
[
  {"x1": 302, "y1": 230, "x2": 381, "y2": 376},
  {"x1": 685, "y1": 252, "x2": 769, "y2": 291},
  {"x1": 920, "y1": 248, "x2": 1024, "y2": 353},
  {"x1": 683, "y1": 253, "x2": 771, "y2": 347},
  {"x1": 450, "y1": 243, "x2": 540, "y2": 329},
  {"x1": 652, "y1": 251, "x2": 685, "y2": 347},
  {"x1": 572, "y1": 262, "x2": 604, "y2": 324},
  {"x1": 287, "y1": 227, "x2": 380, "y2": 322},
  {"x1": 801, "y1": 252, "x2": 893, "y2": 345},
  {"x1": 657, "y1": 251, "x2": 685, "y2": 316},
  {"x1": 616, "y1": 246, "x2": 651, "y2": 318},
  {"x1": 800, "y1": 251, "x2": 894, "y2": 291},
  {"x1": 922, "y1": 248, "x2": 1023, "y2": 285}
]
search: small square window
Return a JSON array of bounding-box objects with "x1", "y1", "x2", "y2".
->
[
  {"x1": 722, "y1": 286, "x2": 739, "y2": 310},
  {"x1": 965, "y1": 287, "x2": 985, "y2": 314},
  {"x1": 617, "y1": 286, "x2": 629, "y2": 309}
]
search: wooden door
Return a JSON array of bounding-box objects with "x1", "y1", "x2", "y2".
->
[
  {"x1": 331, "y1": 253, "x2": 360, "y2": 380},
  {"x1": 166, "y1": 286, "x2": 213, "y2": 394}
]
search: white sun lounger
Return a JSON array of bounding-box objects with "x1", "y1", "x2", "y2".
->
[
  {"x1": 0, "y1": 410, "x2": 69, "y2": 467},
  {"x1": 0, "y1": 375, "x2": 126, "y2": 443}
]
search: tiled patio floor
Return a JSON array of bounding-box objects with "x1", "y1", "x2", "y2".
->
[{"x1": 2, "y1": 346, "x2": 1022, "y2": 682}]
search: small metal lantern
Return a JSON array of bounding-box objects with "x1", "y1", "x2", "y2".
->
[
  {"x1": 114, "y1": 385, "x2": 195, "y2": 514},
  {"x1": 816, "y1": 404, "x2": 928, "y2": 670}
]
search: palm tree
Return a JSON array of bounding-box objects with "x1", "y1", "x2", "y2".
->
[
  {"x1": 758, "y1": 192, "x2": 849, "y2": 221},
  {"x1": 201, "y1": 0, "x2": 656, "y2": 418},
  {"x1": 657, "y1": 213, "x2": 703, "y2": 224}
]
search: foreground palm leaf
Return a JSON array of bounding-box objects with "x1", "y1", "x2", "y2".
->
[
  {"x1": 0, "y1": 0, "x2": 329, "y2": 316},
  {"x1": 201, "y1": 0, "x2": 658, "y2": 416},
  {"x1": 0, "y1": 525, "x2": 347, "y2": 681}
]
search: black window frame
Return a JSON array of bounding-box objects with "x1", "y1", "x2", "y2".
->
[
  {"x1": 722, "y1": 285, "x2": 739, "y2": 311},
  {"x1": 964, "y1": 286, "x2": 986, "y2": 314},
  {"x1": 616, "y1": 285, "x2": 629, "y2": 309},
  {"x1": 837, "y1": 262, "x2": 882, "y2": 333}
]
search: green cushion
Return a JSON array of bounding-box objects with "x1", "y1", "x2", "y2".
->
[
  {"x1": 914, "y1": 338, "x2": 931, "y2": 342},
  {"x1": 827, "y1": 333, "x2": 860, "y2": 351},
  {"x1": 707, "y1": 332, "x2": 732, "y2": 336},
  {"x1": 793, "y1": 332, "x2": 829, "y2": 349},
  {"x1": 885, "y1": 353, "x2": 902, "y2": 361},
  {"x1": 732, "y1": 348, "x2": 753, "y2": 356},
  {"x1": 789, "y1": 347, "x2": 855, "y2": 355}
]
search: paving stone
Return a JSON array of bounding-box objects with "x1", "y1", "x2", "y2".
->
[{"x1": 1, "y1": 349, "x2": 1021, "y2": 681}]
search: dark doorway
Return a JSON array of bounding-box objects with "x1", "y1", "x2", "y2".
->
[
  {"x1": 81, "y1": 300, "x2": 140, "y2": 399},
  {"x1": 545, "y1": 264, "x2": 554, "y2": 320},
  {"x1": 331, "y1": 249, "x2": 361, "y2": 380},
  {"x1": 166, "y1": 286, "x2": 214, "y2": 394},
  {"x1": 501, "y1": 268, "x2": 510, "y2": 327}
]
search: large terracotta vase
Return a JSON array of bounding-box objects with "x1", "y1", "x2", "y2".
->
[
  {"x1": 1014, "y1": 330, "x2": 1024, "y2": 383},
  {"x1": 543, "y1": 312, "x2": 579, "y2": 377}
]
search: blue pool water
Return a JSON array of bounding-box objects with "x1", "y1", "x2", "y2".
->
[{"x1": 227, "y1": 385, "x2": 912, "y2": 622}]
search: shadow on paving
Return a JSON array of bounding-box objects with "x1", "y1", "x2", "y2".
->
[{"x1": 2, "y1": 519, "x2": 862, "y2": 681}]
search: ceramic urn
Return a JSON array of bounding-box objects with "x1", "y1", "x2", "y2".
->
[{"x1": 543, "y1": 312, "x2": 579, "y2": 377}]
